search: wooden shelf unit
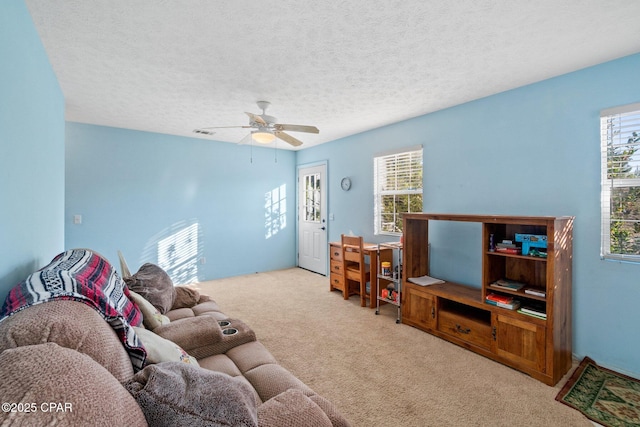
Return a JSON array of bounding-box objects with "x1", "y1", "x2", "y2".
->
[{"x1": 401, "y1": 214, "x2": 573, "y2": 386}]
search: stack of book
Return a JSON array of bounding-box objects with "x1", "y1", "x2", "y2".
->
[
  {"x1": 517, "y1": 302, "x2": 547, "y2": 319},
  {"x1": 485, "y1": 293, "x2": 520, "y2": 310},
  {"x1": 491, "y1": 279, "x2": 525, "y2": 291},
  {"x1": 495, "y1": 240, "x2": 521, "y2": 254}
]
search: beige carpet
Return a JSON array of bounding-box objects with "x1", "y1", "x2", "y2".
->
[{"x1": 193, "y1": 268, "x2": 591, "y2": 427}]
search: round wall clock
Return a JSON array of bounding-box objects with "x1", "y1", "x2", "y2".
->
[{"x1": 341, "y1": 177, "x2": 352, "y2": 191}]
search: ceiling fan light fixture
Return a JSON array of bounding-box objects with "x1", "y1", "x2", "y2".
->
[
  {"x1": 195, "y1": 101, "x2": 316, "y2": 147},
  {"x1": 252, "y1": 130, "x2": 276, "y2": 144}
]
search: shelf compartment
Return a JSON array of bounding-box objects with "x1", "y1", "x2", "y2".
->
[
  {"x1": 438, "y1": 299, "x2": 492, "y2": 350},
  {"x1": 485, "y1": 257, "x2": 547, "y2": 291},
  {"x1": 377, "y1": 295, "x2": 401, "y2": 307}
]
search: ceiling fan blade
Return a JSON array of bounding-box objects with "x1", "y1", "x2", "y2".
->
[
  {"x1": 275, "y1": 124, "x2": 319, "y2": 134},
  {"x1": 237, "y1": 133, "x2": 254, "y2": 145},
  {"x1": 275, "y1": 131, "x2": 303, "y2": 147},
  {"x1": 245, "y1": 112, "x2": 267, "y2": 126},
  {"x1": 193, "y1": 125, "x2": 252, "y2": 136},
  {"x1": 196, "y1": 125, "x2": 252, "y2": 130}
]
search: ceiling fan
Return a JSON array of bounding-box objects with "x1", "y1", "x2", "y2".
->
[{"x1": 193, "y1": 101, "x2": 319, "y2": 147}]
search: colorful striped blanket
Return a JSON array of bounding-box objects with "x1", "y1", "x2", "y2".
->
[{"x1": 0, "y1": 249, "x2": 146, "y2": 370}]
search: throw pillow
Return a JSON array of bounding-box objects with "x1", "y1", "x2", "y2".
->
[
  {"x1": 172, "y1": 286, "x2": 201, "y2": 309},
  {"x1": 134, "y1": 326, "x2": 198, "y2": 366},
  {"x1": 128, "y1": 290, "x2": 170, "y2": 330},
  {"x1": 124, "y1": 362, "x2": 258, "y2": 427},
  {"x1": 124, "y1": 263, "x2": 176, "y2": 313}
]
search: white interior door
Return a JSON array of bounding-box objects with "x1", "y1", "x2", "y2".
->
[{"x1": 297, "y1": 163, "x2": 327, "y2": 274}]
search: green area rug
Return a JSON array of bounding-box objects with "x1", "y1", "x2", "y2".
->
[{"x1": 556, "y1": 357, "x2": 640, "y2": 426}]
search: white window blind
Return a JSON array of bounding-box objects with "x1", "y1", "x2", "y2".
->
[
  {"x1": 600, "y1": 103, "x2": 640, "y2": 261},
  {"x1": 374, "y1": 146, "x2": 423, "y2": 235}
]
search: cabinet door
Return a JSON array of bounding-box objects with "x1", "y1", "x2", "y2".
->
[
  {"x1": 493, "y1": 314, "x2": 545, "y2": 372},
  {"x1": 402, "y1": 285, "x2": 436, "y2": 331}
]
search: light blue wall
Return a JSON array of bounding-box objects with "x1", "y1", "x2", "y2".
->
[
  {"x1": 65, "y1": 123, "x2": 297, "y2": 281},
  {"x1": 0, "y1": 0, "x2": 65, "y2": 303},
  {"x1": 4, "y1": 0, "x2": 638, "y2": 379},
  {"x1": 298, "y1": 53, "x2": 640, "y2": 377}
]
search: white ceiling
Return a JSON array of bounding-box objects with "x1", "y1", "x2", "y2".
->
[{"x1": 25, "y1": 0, "x2": 640, "y2": 150}]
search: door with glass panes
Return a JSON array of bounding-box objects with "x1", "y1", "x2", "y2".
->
[{"x1": 298, "y1": 164, "x2": 327, "y2": 274}]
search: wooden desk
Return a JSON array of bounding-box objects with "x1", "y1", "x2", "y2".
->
[{"x1": 329, "y1": 242, "x2": 392, "y2": 308}]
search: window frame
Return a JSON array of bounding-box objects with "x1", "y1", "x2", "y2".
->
[
  {"x1": 373, "y1": 145, "x2": 423, "y2": 236},
  {"x1": 600, "y1": 102, "x2": 640, "y2": 262}
]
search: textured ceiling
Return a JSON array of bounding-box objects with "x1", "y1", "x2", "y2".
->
[{"x1": 24, "y1": 0, "x2": 640, "y2": 150}]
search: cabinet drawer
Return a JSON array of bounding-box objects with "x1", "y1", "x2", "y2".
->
[
  {"x1": 329, "y1": 245, "x2": 343, "y2": 262},
  {"x1": 330, "y1": 272, "x2": 344, "y2": 289},
  {"x1": 438, "y1": 309, "x2": 492, "y2": 350},
  {"x1": 330, "y1": 259, "x2": 343, "y2": 275}
]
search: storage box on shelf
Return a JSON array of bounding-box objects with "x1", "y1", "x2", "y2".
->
[{"x1": 401, "y1": 213, "x2": 573, "y2": 386}]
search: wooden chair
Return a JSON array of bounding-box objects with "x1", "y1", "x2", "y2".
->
[{"x1": 341, "y1": 234, "x2": 371, "y2": 307}]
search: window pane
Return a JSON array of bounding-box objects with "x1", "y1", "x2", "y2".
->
[
  {"x1": 609, "y1": 186, "x2": 640, "y2": 255},
  {"x1": 608, "y1": 220, "x2": 640, "y2": 255},
  {"x1": 304, "y1": 173, "x2": 321, "y2": 223},
  {"x1": 601, "y1": 105, "x2": 640, "y2": 259},
  {"x1": 374, "y1": 148, "x2": 423, "y2": 235}
]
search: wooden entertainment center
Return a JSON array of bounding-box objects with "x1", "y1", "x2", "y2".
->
[{"x1": 401, "y1": 214, "x2": 573, "y2": 385}]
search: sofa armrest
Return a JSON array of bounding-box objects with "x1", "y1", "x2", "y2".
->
[
  {"x1": 153, "y1": 317, "x2": 256, "y2": 360},
  {"x1": 153, "y1": 316, "x2": 221, "y2": 357}
]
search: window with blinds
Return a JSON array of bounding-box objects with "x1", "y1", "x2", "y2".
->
[
  {"x1": 374, "y1": 146, "x2": 423, "y2": 235},
  {"x1": 601, "y1": 103, "x2": 640, "y2": 261}
]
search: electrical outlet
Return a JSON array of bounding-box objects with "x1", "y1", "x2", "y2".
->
[
  {"x1": 199, "y1": 257, "x2": 206, "y2": 265},
  {"x1": 73, "y1": 214, "x2": 82, "y2": 224}
]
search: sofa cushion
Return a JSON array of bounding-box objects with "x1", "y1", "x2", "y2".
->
[
  {"x1": 244, "y1": 363, "x2": 313, "y2": 402},
  {"x1": 125, "y1": 263, "x2": 176, "y2": 314},
  {"x1": 226, "y1": 340, "x2": 278, "y2": 373},
  {"x1": 0, "y1": 300, "x2": 134, "y2": 382},
  {"x1": 165, "y1": 307, "x2": 195, "y2": 321},
  {"x1": 125, "y1": 361, "x2": 258, "y2": 427},
  {"x1": 191, "y1": 299, "x2": 223, "y2": 315},
  {"x1": 198, "y1": 354, "x2": 243, "y2": 377},
  {"x1": 129, "y1": 290, "x2": 170, "y2": 330},
  {"x1": 134, "y1": 327, "x2": 198, "y2": 366},
  {"x1": 0, "y1": 342, "x2": 147, "y2": 426},
  {"x1": 166, "y1": 299, "x2": 226, "y2": 321},
  {"x1": 258, "y1": 389, "x2": 333, "y2": 427}
]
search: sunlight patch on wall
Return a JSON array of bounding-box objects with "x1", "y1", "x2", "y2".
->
[
  {"x1": 141, "y1": 219, "x2": 203, "y2": 285},
  {"x1": 265, "y1": 184, "x2": 287, "y2": 239}
]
